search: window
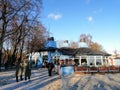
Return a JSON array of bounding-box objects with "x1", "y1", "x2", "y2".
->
[
  {"x1": 81, "y1": 59, "x2": 87, "y2": 66},
  {"x1": 96, "y1": 56, "x2": 102, "y2": 66},
  {"x1": 74, "y1": 59, "x2": 79, "y2": 65},
  {"x1": 81, "y1": 56, "x2": 87, "y2": 66},
  {"x1": 88, "y1": 56, "x2": 95, "y2": 66}
]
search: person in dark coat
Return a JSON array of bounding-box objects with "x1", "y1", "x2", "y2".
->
[
  {"x1": 23, "y1": 59, "x2": 31, "y2": 80},
  {"x1": 46, "y1": 62, "x2": 54, "y2": 76},
  {"x1": 15, "y1": 60, "x2": 23, "y2": 82}
]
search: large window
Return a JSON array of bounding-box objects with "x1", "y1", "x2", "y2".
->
[
  {"x1": 87, "y1": 56, "x2": 95, "y2": 66},
  {"x1": 81, "y1": 59, "x2": 87, "y2": 66},
  {"x1": 77, "y1": 56, "x2": 103, "y2": 66},
  {"x1": 74, "y1": 59, "x2": 79, "y2": 65},
  {"x1": 81, "y1": 56, "x2": 87, "y2": 66},
  {"x1": 96, "y1": 56, "x2": 102, "y2": 66}
]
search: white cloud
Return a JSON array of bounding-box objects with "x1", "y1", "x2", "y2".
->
[
  {"x1": 48, "y1": 13, "x2": 62, "y2": 20},
  {"x1": 87, "y1": 16, "x2": 93, "y2": 22}
]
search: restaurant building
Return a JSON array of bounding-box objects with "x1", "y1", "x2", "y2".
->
[{"x1": 37, "y1": 37, "x2": 120, "y2": 73}]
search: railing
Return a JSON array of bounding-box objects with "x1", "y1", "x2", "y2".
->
[
  {"x1": 75, "y1": 66, "x2": 88, "y2": 72},
  {"x1": 75, "y1": 66, "x2": 120, "y2": 73},
  {"x1": 108, "y1": 66, "x2": 120, "y2": 72},
  {"x1": 98, "y1": 66, "x2": 108, "y2": 72}
]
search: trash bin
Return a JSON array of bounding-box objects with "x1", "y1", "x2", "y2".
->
[
  {"x1": 61, "y1": 65, "x2": 74, "y2": 90},
  {"x1": 61, "y1": 65, "x2": 74, "y2": 76}
]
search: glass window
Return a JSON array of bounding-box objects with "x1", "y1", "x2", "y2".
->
[
  {"x1": 81, "y1": 59, "x2": 87, "y2": 66},
  {"x1": 96, "y1": 56, "x2": 102, "y2": 66},
  {"x1": 74, "y1": 59, "x2": 79, "y2": 65},
  {"x1": 88, "y1": 56, "x2": 95, "y2": 66},
  {"x1": 81, "y1": 56, "x2": 87, "y2": 66},
  {"x1": 114, "y1": 59, "x2": 120, "y2": 66}
]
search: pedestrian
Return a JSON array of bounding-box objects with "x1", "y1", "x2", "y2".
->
[
  {"x1": 46, "y1": 61, "x2": 54, "y2": 76},
  {"x1": 4, "y1": 61, "x2": 8, "y2": 70},
  {"x1": 44, "y1": 61, "x2": 48, "y2": 68},
  {"x1": 23, "y1": 59, "x2": 31, "y2": 81},
  {"x1": 15, "y1": 59, "x2": 23, "y2": 82}
]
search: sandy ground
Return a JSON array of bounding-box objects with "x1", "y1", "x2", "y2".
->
[
  {"x1": 61, "y1": 73, "x2": 120, "y2": 90},
  {"x1": 0, "y1": 69, "x2": 120, "y2": 90}
]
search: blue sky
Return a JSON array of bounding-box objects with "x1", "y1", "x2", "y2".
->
[{"x1": 40, "y1": 0, "x2": 120, "y2": 53}]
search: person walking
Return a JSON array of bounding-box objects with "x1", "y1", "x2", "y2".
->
[
  {"x1": 23, "y1": 59, "x2": 31, "y2": 81},
  {"x1": 46, "y1": 62, "x2": 54, "y2": 76},
  {"x1": 15, "y1": 59, "x2": 23, "y2": 82}
]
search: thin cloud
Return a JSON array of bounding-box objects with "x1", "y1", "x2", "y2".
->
[
  {"x1": 87, "y1": 16, "x2": 93, "y2": 22},
  {"x1": 48, "y1": 13, "x2": 62, "y2": 20}
]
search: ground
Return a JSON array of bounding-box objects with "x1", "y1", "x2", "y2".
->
[{"x1": 0, "y1": 69, "x2": 120, "y2": 90}]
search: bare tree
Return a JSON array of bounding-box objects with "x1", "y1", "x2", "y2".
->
[
  {"x1": 70, "y1": 41, "x2": 78, "y2": 48},
  {"x1": 80, "y1": 34, "x2": 86, "y2": 42},
  {"x1": 79, "y1": 34, "x2": 92, "y2": 46},
  {"x1": 86, "y1": 34, "x2": 92, "y2": 47},
  {"x1": 27, "y1": 22, "x2": 47, "y2": 53},
  {"x1": 0, "y1": 0, "x2": 43, "y2": 70},
  {"x1": 113, "y1": 49, "x2": 120, "y2": 57},
  {"x1": 89, "y1": 42, "x2": 104, "y2": 51},
  {"x1": 79, "y1": 34, "x2": 105, "y2": 51}
]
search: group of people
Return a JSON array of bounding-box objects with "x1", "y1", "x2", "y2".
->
[
  {"x1": 16, "y1": 58, "x2": 56, "y2": 82},
  {"x1": 15, "y1": 58, "x2": 31, "y2": 82}
]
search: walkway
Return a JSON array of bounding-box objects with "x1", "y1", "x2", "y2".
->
[{"x1": 0, "y1": 69, "x2": 120, "y2": 90}]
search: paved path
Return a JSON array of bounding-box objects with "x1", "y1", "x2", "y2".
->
[
  {"x1": 62, "y1": 73, "x2": 120, "y2": 90},
  {"x1": 0, "y1": 69, "x2": 120, "y2": 90},
  {"x1": 0, "y1": 69, "x2": 60, "y2": 90}
]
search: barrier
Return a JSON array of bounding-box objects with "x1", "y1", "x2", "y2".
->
[
  {"x1": 108, "y1": 66, "x2": 119, "y2": 72},
  {"x1": 98, "y1": 66, "x2": 108, "y2": 72},
  {"x1": 61, "y1": 65, "x2": 74, "y2": 90},
  {"x1": 75, "y1": 66, "x2": 88, "y2": 72},
  {"x1": 89, "y1": 66, "x2": 98, "y2": 72},
  {"x1": 75, "y1": 66, "x2": 120, "y2": 73}
]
